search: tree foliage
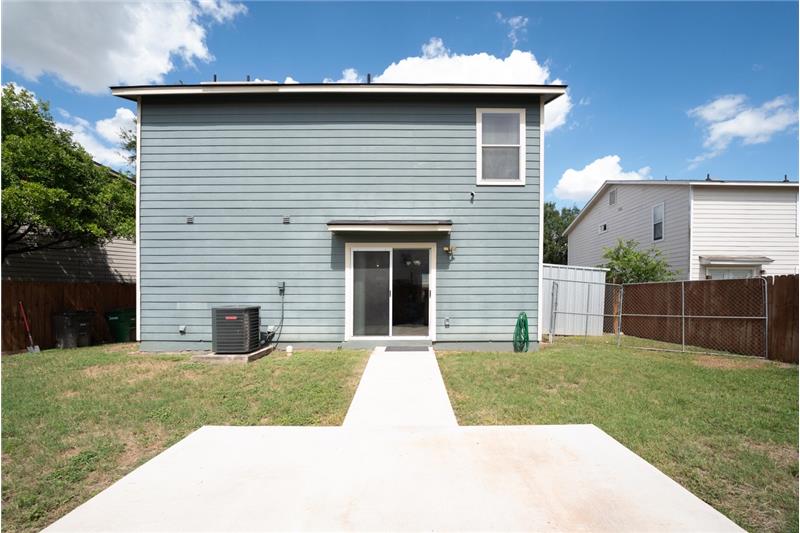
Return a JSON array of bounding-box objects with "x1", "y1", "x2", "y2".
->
[
  {"x1": 1, "y1": 84, "x2": 135, "y2": 260},
  {"x1": 120, "y1": 122, "x2": 137, "y2": 169},
  {"x1": 600, "y1": 239, "x2": 676, "y2": 284},
  {"x1": 543, "y1": 201, "x2": 580, "y2": 264}
]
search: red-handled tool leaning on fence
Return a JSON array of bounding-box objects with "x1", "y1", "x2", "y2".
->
[{"x1": 18, "y1": 301, "x2": 40, "y2": 353}]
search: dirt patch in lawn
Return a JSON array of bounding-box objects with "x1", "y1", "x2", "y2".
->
[
  {"x1": 693, "y1": 355, "x2": 770, "y2": 370},
  {"x1": 745, "y1": 439, "x2": 798, "y2": 471},
  {"x1": 82, "y1": 359, "x2": 174, "y2": 383}
]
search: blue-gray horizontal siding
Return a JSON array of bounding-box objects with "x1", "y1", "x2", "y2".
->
[{"x1": 139, "y1": 99, "x2": 540, "y2": 347}]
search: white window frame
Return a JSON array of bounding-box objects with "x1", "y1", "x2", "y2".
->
[
  {"x1": 598, "y1": 223, "x2": 608, "y2": 234},
  {"x1": 609, "y1": 188, "x2": 617, "y2": 206},
  {"x1": 652, "y1": 202, "x2": 665, "y2": 242},
  {"x1": 476, "y1": 108, "x2": 526, "y2": 186}
]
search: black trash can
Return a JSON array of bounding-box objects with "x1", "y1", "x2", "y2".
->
[
  {"x1": 105, "y1": 308, "x2": 136, "y2": 342},
  {"x1": 53, "y1": 310, "x2": 95, "y2": 349}
]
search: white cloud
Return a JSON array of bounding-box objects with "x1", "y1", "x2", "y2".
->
[
  {"x1": 323, "y1": 68, "x2": 363, "y2": 84},
  {"x1": 95, "y1": 108, "x2": 136, "y2": 145},
  {"x1": 688, "y1": 94, "x2": 798, "y2": 167},
  {"x1": 555, "y1": 155, "x2": 651, "y2": 202},
  {"x1": 283, "y1": 76, "x2": 300, "y2": 84},
  {"x1": 327, "y1": 38, "x2": 572, "y2": 132},
  {"x1": 496, "y1": 13, "x2": 529, "y2": 47},
  {"x1": 56, "y1": 107, "x2": 135, "y2": 168},
  {"x1": 422, "y1": 37, "x2": 449, "y2": 59},
  {"x1": 2, "y1": 0, "x2": 246, "y2": 94},
  {"x1": 196, "y1": 0, "x2": 247, "y2": 23}
]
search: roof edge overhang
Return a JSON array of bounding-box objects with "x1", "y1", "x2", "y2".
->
[
  {"x1": 110, "y1": 82, "x2": 567, "y2": 103},
  {"x1": 699, "y1": 255, "x2": 774, "y2": 266},
  {"x1": 327, "y1": 219, "x2": 452, "y2": 233}
]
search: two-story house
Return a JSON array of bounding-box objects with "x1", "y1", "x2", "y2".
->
[
  {"x1": 112, "y1": 82, "x2": 567, "y2": 351},
  {"x1": 564, "y1": 179, "x2": 799, "y2": 280}
]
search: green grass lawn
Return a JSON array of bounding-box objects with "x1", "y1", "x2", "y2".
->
[
  {"x1": 1, "y1": 344, "x2": 369, "y2": 533},
  {"x1": 437, "y1": 341, "x2": 798, "y2": 533}
]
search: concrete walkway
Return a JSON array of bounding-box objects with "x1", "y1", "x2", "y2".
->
[
  {"x1": 44, "y1": 346, "x2": 744, "y2": 532},
  {"x1": 45, "y1": 425, "x2": 742, "y2": 532},
  {"x1": 343, "y1": 347, "x2": 457, "y2": 427}
]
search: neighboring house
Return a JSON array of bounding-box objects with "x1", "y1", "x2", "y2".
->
[
  {"x1": 2, "y1": 162, "x2": 136, "y2": 352},
  {"x1": 564, "y1": 179, "x2": 800, "y2": 280},
  {"x1": 111, "y1": 82, "x2": 567, "y2": 351},
  {"x1": 3, "y1": 239, "x2": 136, "y2": 284},
  {"x1": 2, "y1": 239, "x2": 137, "y2": 352}
]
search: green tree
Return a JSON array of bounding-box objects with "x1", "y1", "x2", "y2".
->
[
  {"x1": 543, "y1": 201, "x2": 580, "y2": 264},
  {"x1": 119, "y1": 121, "x2": 137, "y2": 170},
  {"x1": 600, "y1": 239, "x2": 676, "y2": 284},
  {"x1": 1, "y1": 84, "x2": 135, "y2": 260}
]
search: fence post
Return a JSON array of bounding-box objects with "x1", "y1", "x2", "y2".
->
[
  {"x1": 617, "y1": 285, "x2": 623, "y2": 347},
  {"x1": 548, "y1": 281, "x2": 558, "y2": 344},
  {"x1": 680, "y1": 281, "x2": 686, "y2": 352},
  {"x1": 583, "y1": 284, "x2": 591, "y2": 345},
  {"x1": 763, "y1": 277, "x2": 769, "y2": 359}
]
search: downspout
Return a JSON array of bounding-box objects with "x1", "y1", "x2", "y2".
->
[
  {"x1": 688, "y1": 183, "x2": 694, "y2": 281},
  {"x1": 536, "y1": 96, "x2": 545, "y2": 342}
]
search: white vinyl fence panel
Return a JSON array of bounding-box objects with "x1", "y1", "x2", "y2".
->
[{"x1": 542, "y1": 264, "x2": 608, "y2": 336}]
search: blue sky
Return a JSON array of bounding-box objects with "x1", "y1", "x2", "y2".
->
[{"x1": 3, "y1": 1, "x2": 798, "y2": 206}]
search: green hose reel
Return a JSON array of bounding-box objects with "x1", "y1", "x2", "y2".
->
[{"x1": 513, "y1": 311, "x2": 530, "y2": 353}]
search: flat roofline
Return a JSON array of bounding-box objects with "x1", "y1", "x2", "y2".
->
[
  {"x1": 110, "y1": 82, "x2": 567, "y2": 103},
  {"x1": 327, "y1": 219, "x2": 453, "y2": 233},
  {"x1": 563, "y1": 178, "x2": 799, "y2": 236}
]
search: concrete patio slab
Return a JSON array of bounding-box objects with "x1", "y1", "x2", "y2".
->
[
  {"x1": 343, "y1": 346, "x2": 458, "y2": 427},
  {"x1": 44, "y1": 424, "x2": 742, "y2": 532}
]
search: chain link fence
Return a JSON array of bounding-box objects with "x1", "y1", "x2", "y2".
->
[{"x1": 545, "y1": 277, "x2": 769, "y2": 357}]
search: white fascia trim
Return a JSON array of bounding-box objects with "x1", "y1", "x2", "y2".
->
[
  {"x1": 327, "y1": 224, "x2": 451, "y2": 233},
  {"x1": 537, "y1": 97, "x2": 544, "y2": 342},
  {"x1": 476, "y1": 108, "x2": 526, "y2": 186},
  {"x1": 135, "y1": 97, "x2": 142, "y2": 341},
  {"x1": 111, "y1": 84, "x2": 567, "y2": 98}
]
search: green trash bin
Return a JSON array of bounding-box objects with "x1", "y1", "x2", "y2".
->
[{"x1": 106, "y1": 308, "x2": 136, "y2": 343}]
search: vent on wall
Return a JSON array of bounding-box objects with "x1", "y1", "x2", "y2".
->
[{"x1": 212, "y1": 306, "x2": 260, "y2": 354}]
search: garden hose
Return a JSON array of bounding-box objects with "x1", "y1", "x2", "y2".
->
[{"x1": 513, "y1": 312, "x2": 530, "y2": 353}]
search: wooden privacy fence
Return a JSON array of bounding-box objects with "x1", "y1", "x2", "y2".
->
[
  {"x1": 605, "y1": 275, "x2": 798, "y2": 363},
  {"x1": 765, "y1": 275, "x2": 799, "y2": 363},
  {"x1": 2, "y1": 281, "x2": 136, "y2": 353}
]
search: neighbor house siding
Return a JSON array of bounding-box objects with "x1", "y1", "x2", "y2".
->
[
  {"x1": 2, "y1": 239, "x2": 136, "y2": 283},
  {"x1": 690, "y1": 186, "x2": 799, "y2": 279},
  {"x1": 138, "y1": 97, "x2": 541, "y2": 350},
  {"x1": 567, "y1": 184, "x2": 691, "y2": 278}
]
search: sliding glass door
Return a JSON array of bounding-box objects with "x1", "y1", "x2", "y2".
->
[
  {"x1": 350, "y1": 246, "x2": 432, "y2": 339},
  {"x1": 352, "y1": 250, "x2": 391, "y2": 336}
]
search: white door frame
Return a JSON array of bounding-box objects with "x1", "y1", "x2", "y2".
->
[{"x1": 344, "y1": 242, "x2": 437, "y2": 341}]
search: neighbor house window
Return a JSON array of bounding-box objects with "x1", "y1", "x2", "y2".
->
[
  {"x1": 705, "y1": 267, "x2": 757, "y2": 280},
  {"x1": 652, "y1": 203, "x2": 664, "y2": 241},
  {"x1": 598, "y1": 223, "x2": 608, "y2": 234},
  {"x1": 476, "y1": 108, "x2": 526, "y2": 185},
  {"x1": 609, "y1": 189, "x2": 617, "y2": 206}
]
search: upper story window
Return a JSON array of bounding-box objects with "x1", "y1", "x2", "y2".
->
[
  {"x1": 598, "y1": 223, "x2": 608, "y2": 234},
  {"x1": 609, "y1": 189, "x2": 617, "y2": 206},
  {"x1": 476, "y1": 108, "x2": 526, "y2": 186},
  {"x1": 652, "y1": 203, "x2": 664, "y2": 241}
]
